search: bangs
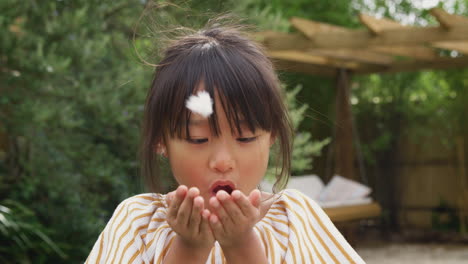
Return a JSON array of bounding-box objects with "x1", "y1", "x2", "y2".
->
[{"x1": 158, "y1": 39, "x2": 277, "y2": 139}]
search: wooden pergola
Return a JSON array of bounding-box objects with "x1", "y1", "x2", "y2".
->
[{"x1": 256, "y1": 8, "x2": 468, "y2": 183}]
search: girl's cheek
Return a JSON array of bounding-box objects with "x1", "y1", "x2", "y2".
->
[{"x1": 177, "y1": 161, "x2": 206, "y2": 185}]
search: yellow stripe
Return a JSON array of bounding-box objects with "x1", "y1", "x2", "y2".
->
[
  {"x1": 118, "y1": 223, "x2": 151, "y2": 264},
  {"x1": 131, "y1": 201, "x2": 164, "y2": 207},
  {"x1": 287, "y1": 240, "x2": 297, "y2": 263},
  {"x1": 264, "y1": 215, "x2": 288, "y2": 226},
  {"x1": 285, "y1": 193, "x2": 341, "y2": 263},
  {"x1": 145, "y1": 224, "x2": 170, "y2": 249},
  {"x1": 221, "y1": 247, "x2": 227, "y2": 264},
  {"x1": 109, "y1": 225, "x2": 131, "y2": 263},
  {"x1": 264, "y1": 206, "x2": 307, "y2": 262},
  {"x1": 282, "y1": 195, "x2": 329, "y2": 262},
  {"x1": 156, "y1": 234, "x2": 175, "y2": 264},
  {"x1": 140, "y1": 218, "x2": 167, "y2": 239},
  {"x1": 261, "y1": 215, "x2": 289, "y2": 251},
  {"x1": 276, "y1": 200, "x2": 318, "y2": 262},
  {"x1": 211, "y1": 246, "x2": 216, "y2": 264},
  {"x1": 254, "y1": 226, "x2": 269, "y2": 258},
  {"x1": 268, "y1": 211, "x2": 288, "y2": 217},
  {"x1": 300, "y1": 193, "x2": 354, "y2": 263},
  {"x1": 265, "y1": 228, "x2": 276, "y2": 263},
  {"x1": 135, "y1": 194, "x2": 162, "y2": 201},
  {"x1": 270, "y1": 205, "x2": 286, "y2": 211},
  {"x1": 261, "y1": 220, "x2": 288, "y2": 238},
  {"x1": 104, "y1": 202, "x2": 129, "y2": 259},
  {"x1": 106, "y1": 200, "x2": 161, "y2": 259},
  {"x1": 112, "y1": 210, "x2": 153, "y2": 263},
  {"x1": 265, "y1": 226, "x2": 287, "y2": 251},
  {"x1": 118, "y1": 238, "x2": 135, "y2": 264},
  {"x1": 128, "y1": 242, "x2": 145, "y2": 264},
  {"x1": 101, "y1": 194, "x2": 162, "y2": 264},
  {"x1": 95, "y1": 233, "x2": 104, "y2": 263},
  {"x1": 141, "y1": 218, "x2": 166, "y2": 238}
]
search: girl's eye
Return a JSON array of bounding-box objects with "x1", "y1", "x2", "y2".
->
[
  {"x1": 186, "y1": 138, "x2": 208, "y2": 144},
  {"x1": 237, "y1": 136, "x2": 257, "y2": 143}
]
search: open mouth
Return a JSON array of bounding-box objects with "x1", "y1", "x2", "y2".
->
[
  {"x1": 212, "y1": 185, "x2": 234, "y2": 195},
  {"x1": 210, "y1": 181, "x2": 236, "y2": 195}
]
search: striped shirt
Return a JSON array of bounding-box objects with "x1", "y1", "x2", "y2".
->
[{"x1": 85, "y1": 189, "x2": 365, "y2": 263}]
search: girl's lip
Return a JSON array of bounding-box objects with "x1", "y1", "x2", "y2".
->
[{"x1": 209, "y1": 180, "x2": 236, "y2": 196}]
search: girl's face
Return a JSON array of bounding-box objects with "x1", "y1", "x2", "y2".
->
[{"x1": 163, "y1": 91, "x2": 274, "y2": 209}]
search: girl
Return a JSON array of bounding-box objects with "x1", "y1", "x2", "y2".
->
[{"x1": 86, "y1": 24, "x2": 365, "y2": 264}]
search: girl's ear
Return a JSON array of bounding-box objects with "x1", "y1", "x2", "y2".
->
[
  {"x1": 155, "y1": 142, "x2": 167, "y2": 157},
  {"x1": 269, "y1": 133, "x2": 277, "y2": 147}
]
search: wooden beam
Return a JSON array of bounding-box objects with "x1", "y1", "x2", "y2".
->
[
  {"x1": 315, "y1": 26, "x2": 468, "y2": 49},
  {"x1": 371, "y1": 46, "x2": 438, "y2": 60},
  {"x1": 259, "y1": 25, "x2": 468, "y2": 50},
  {"x1": 272, "y1": 59, "x2": 337, "y2": 77},
  {"x1": 272, "y1": 55, "x2": 468, "y2": 76},
  {"x1": 358, "y1": 13, "x2": 468, "y2": 57},
  {"x1": 323, "y1": 202, "x2": 382, "y2": 222},
  {"x1": 355, "y1": 14, "x2": 438, "y2": 60},
  {"x1": 255, "y1": 31, "x2": 312, "y2": 50},
  {"x1": 268, "y1": 50, "x2": 362, "y2": 69},
  {"x1": 358, "y1": 13, "x2": 404, "y2": 34},
  {"x1": 430, "y1": 8, "x2": 468, "y2": 29},
  {"x1": 354, "y1": 55, "x2": 468, "y2": 75},
  {"x1": 433, "y1": 41, "x2": 468, "y2": 55},
  {"x1": 290, "y1": 17, "x2": 348, "y2": 39},
  {"x1": 308, "y1": 48, "x2": 393, "y2": 65}
]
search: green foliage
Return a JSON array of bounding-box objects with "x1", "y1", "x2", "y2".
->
[
  {"x1": 1, "y1": 0, "x2": 149, "y2": 262},
  {"x1": 0, "y1": 200, "x2": 67, "y2": 263},
  {"x1": 234, "y1": 0, "x2": 362, "y2": 29},
  {"x1": 266, "y1": 84, "x2": 330, "y2": 183},
  {"x1": 286, "y1": 85, "x2": 331, "y2": 174}
]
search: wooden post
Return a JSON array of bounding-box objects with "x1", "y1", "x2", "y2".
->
[
  {"x1": 334, "y1": 68, "x2": 357, "y2": 181},
  {"x1": 456, "y1": 136, "x2": 467, "y2": 233}
]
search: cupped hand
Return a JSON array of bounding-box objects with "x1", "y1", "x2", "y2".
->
[
  {"x1": 166, "y1": 185, "x2": 215, "y2": 249},
  {"x1": 208, "y1": 189, "x2": 262, "y2": 248}
]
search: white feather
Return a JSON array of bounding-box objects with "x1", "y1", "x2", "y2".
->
[{"x1": 185, "y1": 91, "x2": 213, "y2": 117}]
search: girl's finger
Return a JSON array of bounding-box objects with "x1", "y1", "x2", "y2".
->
[
  {"x1": 165, "y1": 191, "x2": 173, "y2": 207},
  {"x1": 209, "y1": 196, "x2": 231, "y2": 231},
  {"x1": 248, "y1": 189, "x2": 261, "y2": 208},
  {"x1": 177, "y1": 187, "x2": 198, "y2": 226},
  {"x1": 168, "y1": 186, "x2": 187, "y2": 219},
  {"x1": 216, "y1": 190, "x2": 243, "y2": 222},
  {"x1": 209, "y1": 214, "x2": 224, "y2": 237},
  {"x1": 190, "y1": 195, "x2": 203, "y2": 232},
  {"x1": 232, "y1": 190, "x2": 256, "y2": 217},
  {"x1": 200, "y1": 209, "x2": 211, "y2": 236}
]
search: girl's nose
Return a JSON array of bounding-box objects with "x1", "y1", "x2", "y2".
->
[{"x1": 209, "y1": 143, "x2": 235, "y2": 173}]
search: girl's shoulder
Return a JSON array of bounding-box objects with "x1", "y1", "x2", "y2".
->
[
  {"x1": 86, "y1": 193, "x2": 171, "y2": 263},
  {"x1": 108, "y1": 193, "x2": 169, "y2": 228},
  {"x1": 259, "y1": 189, "x2": 366, "y2": 263},
  {"x1": 261, "y1": 188, "x2": 330, "y2": 227},
  {"x1": 266, "y1": 188, "x2": 322, "y2": 213},
  {"x1": 118, "y1": 192, "x2": 167, "y2": 208}
]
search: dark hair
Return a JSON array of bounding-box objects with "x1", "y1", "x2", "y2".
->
[{"x1": 139, "y1": 24, "x2": 293, "y2": 193}]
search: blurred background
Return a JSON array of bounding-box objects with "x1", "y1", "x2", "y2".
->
[{"x1": 1, "y1": 0, "x2": 467, "y2": 263}]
